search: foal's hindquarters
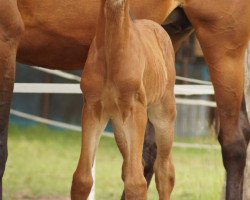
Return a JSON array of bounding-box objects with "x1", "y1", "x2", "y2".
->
[{"x1": 70, "y1": 5, "x2": 176, "y2": 199}]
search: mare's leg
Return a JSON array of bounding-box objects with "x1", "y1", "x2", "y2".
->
[
  {"x1": 0, "y1": 0, "x2": 24, "y2": 197},
  {"x1": 112, "y1": 103, "x2": 148, "y2": 200},
  {"x1": 211, "y1": 50, "x2": 247, "y2": 200},
  {"x1": 120, "y1": 8, "x2": 193, "y2": 200},
  {"x1": 71, "y1": 104, "x2": 108, "y2": 200},
  {"x1": 184, "y1": 1, "x2": 250, "y2": 198},
  {"x1": 148, "y1": 92, "x2": 176, "y2": 200},
  {"x1": 204, "y1": 47, "x2": 248, "y2": 200}
]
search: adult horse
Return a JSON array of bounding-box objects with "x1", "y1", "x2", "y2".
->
[{"x1": 0, "y1": 0, "x2": 250, "y2": 199}]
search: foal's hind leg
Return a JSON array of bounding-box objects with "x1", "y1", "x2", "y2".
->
[
  {"x1": 0, "y1": 0, "x2": 24, "y2": 197},
  {"x1": 71, "y1": 104, "x2": 108, "y2": 200},
  {"x1": 148, "y1": 92, "x2": 176, "y2": 200},
  {"x1": 112, "y1": 102, "x2": 148, "y2": 200},
  {"x1": 120, "y1": 121, "x2": 156, "y2": 200}
]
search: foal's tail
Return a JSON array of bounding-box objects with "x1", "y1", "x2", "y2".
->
[
  {"x1": 106, "y1": 0, "x2": 129, "y2": 9},
  {"x1": 103, "y1": 0, "x2": 133, "y2": 62},
  {"x1": 104, "y1": 0, "x2": 131, "y2": 27},
  {"x1": 95, "y1": 0, "x2": 132, "y2": 48}
]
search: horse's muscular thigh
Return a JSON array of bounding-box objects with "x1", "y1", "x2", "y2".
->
[
  {"x1": 0, "y1": 0, "x2": 24, "y2": 85},
  {"x1": 0, "y1": 0, "x2": 24, "y2": 41},
  {"x1": 183, "y1": 0, "x2": 250, "y2": 63}
]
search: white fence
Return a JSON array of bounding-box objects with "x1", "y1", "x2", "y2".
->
[{"x1": 11, "y1": 66, "x2": 219, "y2": 200}]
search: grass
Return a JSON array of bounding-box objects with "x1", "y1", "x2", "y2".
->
[{"x1": 3, "y1": 125, "x2": 224, "y2": 199}]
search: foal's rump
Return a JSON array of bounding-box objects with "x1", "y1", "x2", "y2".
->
[{"x1": 134, "y1": 19, "x2": 175, "y2": 104}]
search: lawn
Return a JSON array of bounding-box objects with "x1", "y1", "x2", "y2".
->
[{"x1": 3, "y1": 125, "x2": 224, "y2": 200}]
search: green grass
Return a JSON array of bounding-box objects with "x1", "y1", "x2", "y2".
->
[{"x1": 3, "y1": 125, "x2": 224, "y2": 199}]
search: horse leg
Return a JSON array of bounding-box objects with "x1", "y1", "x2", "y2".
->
[
  {"x1": 71, "y1": 105, "x2": 108, "y2": 200},
  {"x1": 221, "y1": 98, "x2": 250, "y2": 200},
  {"x1": 0, "y1": 0, "x2": 24, "y2": 197},
  {"x1": 120, "y1": 121, "x2": 156, "y2": 200},
  {"x1": 148, "y1": 92, "x2": 176, "y2": 200},
  {"x1": 112, "y1": 103, "x2": 148, "y2": 200},
  {"x1": 142, "y1": 121, "x2": 157, "y2": 186},
  {"x1": 195, "y1": 38, "x2": 248, "y2": 200},
  {"x1": 184, "y1": 1, "x2": 250, "y2": 198},
  {"x1": 214, "y1": 55, "x2": 247, "y2": 200}
]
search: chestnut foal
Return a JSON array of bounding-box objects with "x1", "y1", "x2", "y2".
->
[
  {"x1": 71, "y1": 0, "x2": 176, "y2": 199},
  {"x1": 1, "y1": 1, "x2": 250, "y2": 199}
]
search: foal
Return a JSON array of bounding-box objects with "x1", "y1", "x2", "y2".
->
[{"x1": 71, "y1": 0, "x2": 176, "y2": 199}]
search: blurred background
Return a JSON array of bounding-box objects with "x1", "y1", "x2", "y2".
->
[{"x1": 4, "y1": 34, "x2": 224, "y2": 200}]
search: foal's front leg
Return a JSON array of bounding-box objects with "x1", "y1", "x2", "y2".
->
[
  {"x1": 71, "y1": 103, "x2": 108, "y2": 200},
  {"x1": 112, "y1": 101, "x2": 148, "y2": 200}
]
